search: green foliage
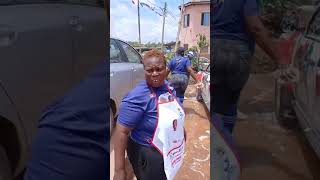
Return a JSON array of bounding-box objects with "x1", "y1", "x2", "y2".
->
[
  {"x1": 186, "y1": 47, "x2": 199, "y2": 70},
  {"x1": 196, "y1": 34, "x2": 209, "y2": 51},
  {"x1": 127, "y1": 41, "x2": 141, "y2": 47},
  {"x1": 195, "y1": 34, "x2": 209, "y2": 71},
  {"x1": 188, "y1": 46, "x2": 199, "y2": 54},
  {"x1": 165, "y1": 51, "x2": 175, "y2": 63}
]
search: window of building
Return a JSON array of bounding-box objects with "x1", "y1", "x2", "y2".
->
[
  {"x1": 184, "y1": 14, "x2": 190, "y2": 28},
  {"x1": 201, "y1": 12, "x2": 209, "y2": 26}
]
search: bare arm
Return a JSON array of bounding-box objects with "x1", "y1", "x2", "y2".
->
[
  {"x1": 245, "y1": 16, "x2": 281, "y2": 64},
  {"x1": 187, "y1": 66, "x2": 199, "y2": 83},
  {"x1": 113, "y1": 123, "x2": 132, "y2": 179}
]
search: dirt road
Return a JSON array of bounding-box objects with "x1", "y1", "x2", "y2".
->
[
  {"x1": 175, "y1": 84, "x2": 211, "y2": 180},
  {"x1": 237, "y1": 73, "x2": 320, "y2": 180}
]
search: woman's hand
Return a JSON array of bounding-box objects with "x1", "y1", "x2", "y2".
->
[
  {"x1": 113, "y1": 124, "x2": 132, "y2": 180},
  {"x1": 113, "y1": 169, "x2": 126, "y2": 180},
  {"x1": 196, "y1": 81, "x2": 204, "y2": 89}
]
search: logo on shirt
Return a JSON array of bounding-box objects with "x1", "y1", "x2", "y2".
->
[
  {"x1": 173, "y1": 119, "x2": 178, "y2": 131},
  {"x1": 158, "y1": 92, "x2": 172, "y2": 103}
]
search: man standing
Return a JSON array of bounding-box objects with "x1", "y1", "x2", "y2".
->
[
  {"x1": 211, "y1": 0, "x2": 281, "y2": 134},
  {"x1": 166, "y1": 48, "x2": 200, "y2": 104}
]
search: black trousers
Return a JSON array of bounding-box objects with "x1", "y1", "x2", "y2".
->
[
  {"x1": 127, "y1": 138, "x2": 166, "y2": 180},
  {"x1": 211, "y1": 39, "x2": 252, "y2": 115}
]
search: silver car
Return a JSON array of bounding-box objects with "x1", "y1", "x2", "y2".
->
[{"x1": 110, "y1": 38, "x2": 145, "y2": 132}]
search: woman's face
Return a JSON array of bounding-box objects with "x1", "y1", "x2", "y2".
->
[{"x1": 144, "y1": 56, "x2": 166, "y2": 88}]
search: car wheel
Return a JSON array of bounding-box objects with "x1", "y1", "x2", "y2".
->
[
  {"x1": 0, "y1": 146, "x2": 12, "y2": 180},
  {"x1": 275, "y1": 78, "x2": 296, "y2": 128}
]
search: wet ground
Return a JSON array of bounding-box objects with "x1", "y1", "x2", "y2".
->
[
  {"x1": 109, "y1": 83, "x2": 211, "y2": 180},
  {"x1": 175, "y1": 84, "x2": 210, "y2": 180},
  {"x1": 111, "y1": 73, "x2": 320, "y2": 180},
  {"x1": 237, "y1": 73, "x2": 320, "y2": 180}
]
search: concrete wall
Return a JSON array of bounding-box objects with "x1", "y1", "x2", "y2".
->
[{"x1": 179, "y1": 3, "x2": 210, "y2": 53}]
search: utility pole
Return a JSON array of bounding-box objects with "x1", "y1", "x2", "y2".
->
[
  {"x1": 138, "y1": 0, "x2": 142, "y2": 53},
  {"x1": 174, "y1": 0, "x2": 184, "y2": 52},
  {"x1": 161, "y1": 2, "x2": 167, "y2": 52}
]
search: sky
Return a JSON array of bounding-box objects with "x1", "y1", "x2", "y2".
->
[{"x1": 110, "y1": 0, "x2": 183, "y2": 43}]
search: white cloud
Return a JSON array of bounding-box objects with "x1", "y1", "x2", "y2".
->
[{"x1": 111, "y1": 0, "x2": 179, "y2": 43}]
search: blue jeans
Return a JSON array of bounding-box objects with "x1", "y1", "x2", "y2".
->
[{"x1": 170, "y1": 73, "x2": 189, "y2": 104}]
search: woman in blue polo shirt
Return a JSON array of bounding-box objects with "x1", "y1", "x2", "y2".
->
[
  {"x1": 166, "y1": 48, "x2": 200, "y2": 104},
  {"x1": 113, "y1": 49, "x2": 186, "y2": 180}
]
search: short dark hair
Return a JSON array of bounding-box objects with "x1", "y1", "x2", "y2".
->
[
  {"x1": 143, "y1": 49, "x2": 166, "y2": 66},
  {"x1": 176, "y1": 47, "x2": 185, "y2": 56}
]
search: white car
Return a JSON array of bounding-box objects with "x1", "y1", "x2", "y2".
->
[
  {"x1": 197, "y1": 62, "x2": 210, "y2": 111},
  {"x1": 275, "y1": 5, "x2": 320, "y2": 159}
]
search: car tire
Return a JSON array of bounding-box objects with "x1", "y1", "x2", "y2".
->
[
  {"x1": 275, "y1": 78, "x2": 296, "y2": 128},
  {"x1": 0, "y1": 146, "x2": 12, "y2": 180}
]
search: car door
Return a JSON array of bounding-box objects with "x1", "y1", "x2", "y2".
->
[
  {"x1": 116, "y1": 40, "x2": 144, "y2": 87},
  {"x1": 293, "y1": 30, "x2": 313, "y2": 115},
  {"x1": 0, "y1": 2, "x2": 73, "y2": 174},
  {"x1": 304, "y1": 9, "x2": 320, "y2": 132},
  {"x1": 202, "y1": 64, "x2": 210, "y2": 110},
  {"x1": 110, "y1": 39, "x2": 133, "y2": 109},
  {"x1": 65, "y1": 0, "x2": 106, "y2": 83}
]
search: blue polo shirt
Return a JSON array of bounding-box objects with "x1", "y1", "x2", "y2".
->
[
  {"x1": 212, "y1": 0, "x2": 260, "y2": 52},
  {"x1": 117, "y1": 80, "x2": 179, "y2": 147},
  {"x1": 167, "y1": 55, "x2": 192, "y2": 76},
  {"x1": 24, "y1": 61, "x2": 108, "y2": 180}
]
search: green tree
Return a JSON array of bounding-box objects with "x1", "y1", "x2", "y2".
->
[
  {"x1": 196, "y1": 34, "x2": 209, "y2": 71},
  {"x1": 127, "y1": 41, "x2": 141, "y2": 47},
  {"x1": 186, "y1": 46, "x2": 199, "y2": 69}
]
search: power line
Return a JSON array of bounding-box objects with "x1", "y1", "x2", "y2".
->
[
  {"x1": 145, "y1": 0, "x2": 157, "y2": 7},
  {"x1": 165, "y1": 19, "x2": 176, "y2": 25},
  {"x1": 167, "y1": 10, "x2": 178, "y2": 20},
  {"x1": 167, "y1": 15, "x2": 177, "y2": 22},
  {"x1": 155, "y1": 0, "x2": 165, "y2": 4}
]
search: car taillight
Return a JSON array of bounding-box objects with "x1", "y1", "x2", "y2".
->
[{"x1": 316, "y1": 69, "x2": 320, "y2": 97}]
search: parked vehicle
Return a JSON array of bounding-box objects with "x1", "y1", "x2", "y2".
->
[
  {"x1": 197, "y1": 62, "x2": 210, "y2": 111},
  {"x1": 275, "y1": 5, "x2": 316, "y2": 121},
  {"x1": 110, "y1": 38, "x2": 145, "y2": 133},
  {"x1": 0, "y1": 1, "x2": 106, "y2": 179},
  {"x1": 109, "y1": 38, "x2": 145, "y2": 180},
  {"x1": 275, "y1": 5, "x2": 320, "y2": 158}
]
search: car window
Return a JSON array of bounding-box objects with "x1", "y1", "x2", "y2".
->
[
  {"x1": 307, "y1": 9, "x2": 320, "y2": 38},
  {"x1": 118, "y1": 41, "x2": 141, "y2": 63},
  {"x1": 110, "y1": 39, "x2": 122, "y2": 63}
]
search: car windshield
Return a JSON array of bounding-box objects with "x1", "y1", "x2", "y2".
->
[{"x1": 0, "y1": 0, "x2": 104, "y2": 7}]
